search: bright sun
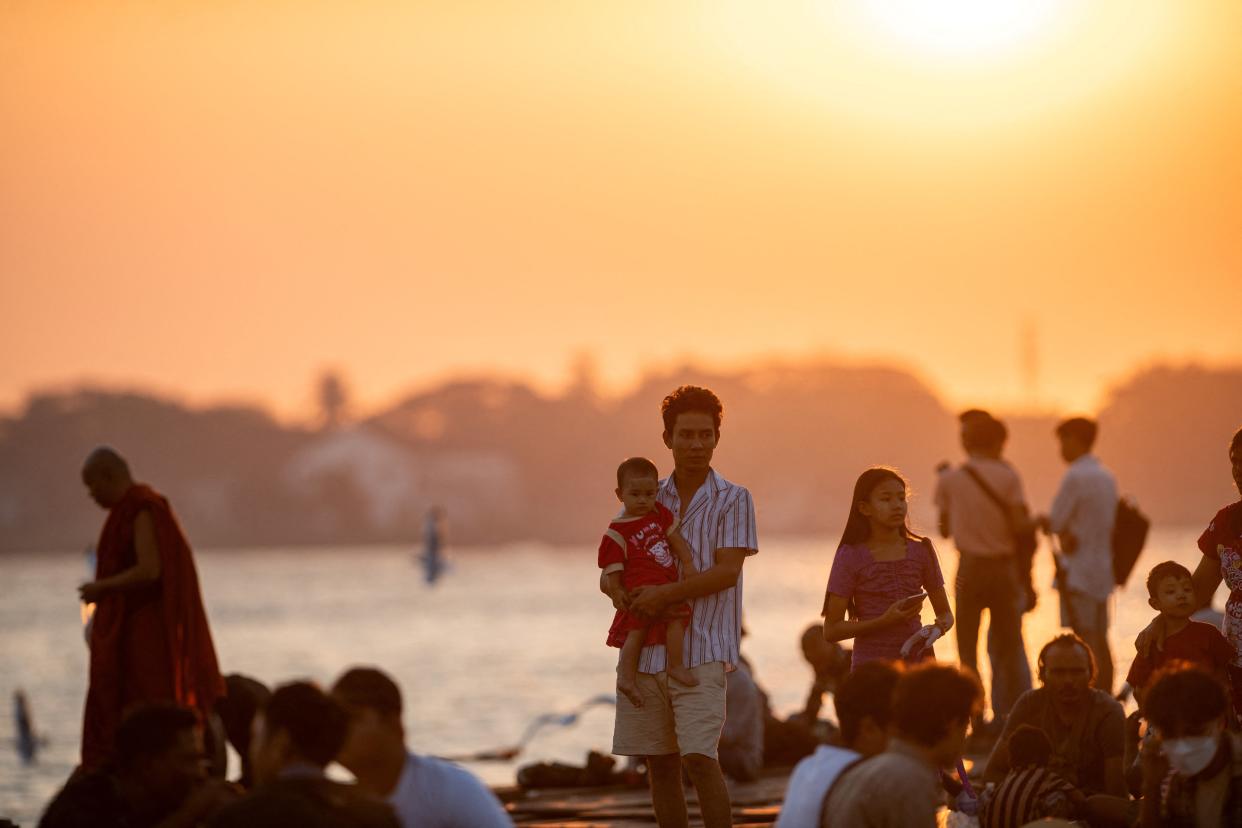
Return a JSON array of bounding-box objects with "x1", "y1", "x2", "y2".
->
[{"x1": 854, "y1": 0, "x2": 1071, "y2": 59}]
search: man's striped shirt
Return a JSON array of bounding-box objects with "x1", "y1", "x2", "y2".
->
[{"x1": 637, "y1": 469, "x2": 758, "y2": 674}]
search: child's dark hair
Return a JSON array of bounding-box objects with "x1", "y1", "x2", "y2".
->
[
  {"x1": 1231, "y1": 426, "x2": 1242, "y2": 459},
  {"x1": 891, "y1": 663, "x2": 982, "y2": 748},
  {"x1": 838, "y1": 467, "x2": 918, "y2": 547},
  {"x1": 661, "y1": 385, "x2": 723, "y2": 436},
  {"x1": 1006, "y1": 725, "x2": 1052, "y2": 769},
  {"x1": 1056, "y1": 417, "x2": 1098, "y2": 450},
  {"x1": 617, "y1": 457, "x2": 659, "y2": 488},
  {"x1": 1145, "y1": 560, "x2": 1193, "y2": 600},
  {"x1": 834, "y1": 660, "x2": 904, "y2": 745},
  {"x1": 1145, "y1": 662, "x2": 1228, "y2": 736}
]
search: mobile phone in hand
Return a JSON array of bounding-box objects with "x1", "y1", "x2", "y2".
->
[{"x1": 901, "y1": 591, "x2": 930, "y2": 608}]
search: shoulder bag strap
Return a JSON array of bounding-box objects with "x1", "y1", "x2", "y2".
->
[{"x1": 962, "y1": 464, "x2": 1015, "y2": 528}]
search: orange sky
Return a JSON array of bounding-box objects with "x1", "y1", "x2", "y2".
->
[{"x1": 3, "y1": 1, "x2": 1240, "y2": 419}]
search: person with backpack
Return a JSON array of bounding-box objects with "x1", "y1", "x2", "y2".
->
[
  {"x1": 934, "y1": 410, "x2": 1033, "y2": 730},
  {"x1": 1037, "y1": 416, "x2": 1120, "y2": 695}
]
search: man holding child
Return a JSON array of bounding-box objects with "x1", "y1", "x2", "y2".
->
[{"x1": 601, "y1": 385, "x2": 759, "y2": 828}]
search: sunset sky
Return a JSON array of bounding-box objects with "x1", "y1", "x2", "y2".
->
[{"x1": 3, "y1": 1, "x2": 1240, "y2": 420}]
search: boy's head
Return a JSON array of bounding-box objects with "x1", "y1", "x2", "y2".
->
[
  {"x1": 1055, "y1": 417, "x2": 1097, "y2": 463},
  {"x1": 615, "y1": 457, "x2": 659, "y2": 516},
  {"x1": 1145, "y1": 561, "x2": 1196, "y2": 619},
  {"x1": 891, "y1": 663, "x2": 982, "y2": 768},
  {"x1": 1006, "y1": 724, "x2": 1052, "y2": 769},
  {"x1": 833, "y1": 659, "x2": 903, "y2": 757}
]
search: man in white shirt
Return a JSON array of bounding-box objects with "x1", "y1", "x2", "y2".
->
[
  {"x1": 1038, "y1": 417, "x2": 1119, "y2": 694},
  {"x1": 331, "y1": 667, "x2": 513, "y2": 828},
  {"x1": 776, "y1": 660, "x2": 903, "y2": 828}
]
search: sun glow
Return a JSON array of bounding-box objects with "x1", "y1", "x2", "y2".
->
[{"x1": 853, "y1": 0, "x2": 1071, "y2": 59}]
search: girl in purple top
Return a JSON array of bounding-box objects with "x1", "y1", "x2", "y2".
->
[{"x1": 822, "y1": 467, "x2": 954, "y2": 669}]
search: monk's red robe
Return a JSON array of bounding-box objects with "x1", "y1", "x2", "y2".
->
[{"x1": 81, "y1": 484, "x2": 224, "y2": 768}]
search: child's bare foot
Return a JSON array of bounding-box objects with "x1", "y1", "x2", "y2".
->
[
  {"x1": 668, "y1": 665, "x2": 699, "y2": 687},
  {"x1": 617, "y1": 676, "x2": 644, "y2": 707}
]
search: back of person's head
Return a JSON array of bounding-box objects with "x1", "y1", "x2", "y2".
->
[
  {"x1": 217, "y1": 674, "x2": 270, "y2": 788},
  {"x1": 1006, "y1": 725, "x2": 1053, "y2": 769},
  {"x1": 1144, "y1": 663, "x2": 1228, "y2": 737},
  {"x1": 115, "y1": 703, "x2": 201, "y2": 770},
  {"x1": 891, "y1": 663, "x2": 982, "y2": 748},
  {"x1": 661, "y1": 385, "x2": 723, "y2": 436},
  {"x1": 1231, "y1": 426, "x2": 1242, "y2": 460},
  {"x1": 1055, "y1": 417, "x2": 1098, "y2": 450},
  {"x1": 1145, "y1": 560, "x2": 1193, "y2": 600},
  {"x1": 262, "y1": 681, "x2": 348, "y2": 768},
  {"x1": 616, "y1": 457, "x2": 659, "y2": 488},
  {"x1": 834, "y1": 660, "x2": 903, "y2": 748},
  {"x1": 959, "y1": 409, "x2": 1006, "y2": 452},
  {"x1": 331, "y1": 666, "x2": 403, "y2": 719},
  {"x1": 838, "y1": 466, "x2": 916, "y2": 546}
]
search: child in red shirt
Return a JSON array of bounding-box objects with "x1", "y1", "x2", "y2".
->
[
  {"x1": 598, "y1": 457, "x2": 698, "y2": 706},
  {"x1": 1128, "y1": 561, "x2": 1234, "y2": 707}
]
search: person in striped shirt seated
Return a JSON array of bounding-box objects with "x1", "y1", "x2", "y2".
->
[{"x1": 980, "y1": 725, "x2": 1084, "y2": 828}]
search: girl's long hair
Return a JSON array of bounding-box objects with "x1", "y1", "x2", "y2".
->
[{"x1": 837, "y1": 466, "x2": 919, "y2": 548}]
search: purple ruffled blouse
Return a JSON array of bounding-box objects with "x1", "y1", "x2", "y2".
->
[{"x1": 822, "y1": 537, "x2": 945, "y2": 669}]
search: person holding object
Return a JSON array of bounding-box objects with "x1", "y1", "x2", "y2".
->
[
  {"x1": 822, "y1": 467, "x2": 953, "y2": 668},
  {"x1": 1138, "y1": 426, "x2": 1242, "y2": 723},
  {"x1": 601, "y1": 386, "x2": 758, "y2": 828},
  {"x1": 77, "y1": 447, "x2": 223, "y2": 770}
]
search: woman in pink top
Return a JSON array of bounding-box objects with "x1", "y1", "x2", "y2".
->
[{"x1": 822, "y1": 467, "x2": 954, "y2": 669}]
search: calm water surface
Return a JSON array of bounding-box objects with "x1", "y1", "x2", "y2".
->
[{"x1": 0, "y1": 528, "x2": 1213, "y2": 825}]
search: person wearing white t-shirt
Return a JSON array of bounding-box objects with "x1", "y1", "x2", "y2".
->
[
  {"x1": 1036, "y1": 417, "x2": 1119, "y2": 695},
  {"x1": 330, "y1": 667, "x2": 512, "y2": 828},
  {"x1": 776, "y1": 660, "x2": 903, "y2": 828}
]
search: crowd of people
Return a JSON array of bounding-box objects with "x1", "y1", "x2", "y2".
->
[{"x1": 29, "y1": 384, "x2": 1242, "y2": 827}]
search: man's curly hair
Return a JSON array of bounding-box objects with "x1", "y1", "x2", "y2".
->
[{"x1": 661, "y1": 385, "x2": 723, "y2": 435}]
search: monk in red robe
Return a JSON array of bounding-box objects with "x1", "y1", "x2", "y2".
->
[{"x1": 78, "y1": 447, "x2": 224, "y2": 769}]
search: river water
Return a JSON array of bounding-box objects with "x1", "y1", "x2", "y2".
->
[{"x1": 0, "y1": 528, "x2": 1212, "y2": 825}]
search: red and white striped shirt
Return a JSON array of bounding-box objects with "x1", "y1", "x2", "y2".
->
[{"x1": 637, "y1": 469, "x2": 759, "y2": 674}]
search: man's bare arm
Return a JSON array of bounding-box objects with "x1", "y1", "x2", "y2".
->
[{"x1": 628, "y1": 547, "x2": 748, "y2": 616}]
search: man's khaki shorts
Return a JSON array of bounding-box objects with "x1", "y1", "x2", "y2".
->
[{"x1": 612, "y1": 661, "x2": 726, "y2": 759}]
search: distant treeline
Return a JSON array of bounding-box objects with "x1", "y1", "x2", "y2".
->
[{"x1": 1, "y1": 362, "x2": 1239, "y2": 553}]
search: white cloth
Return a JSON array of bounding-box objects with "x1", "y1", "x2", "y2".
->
[
  {"x1": 776, "y1": 745, "x2": 861, "y2": 828},
  {"x1": 637, "y1": 468, "x2": 759, "y2": 674},
  {"x1": 388, "y1": 752, "x2": 512, "y2": 828},
  {"x1": 1049, "y1": 454, "x2": 1118, "y2": 602}
]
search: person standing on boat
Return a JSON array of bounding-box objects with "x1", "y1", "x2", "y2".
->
[
  {"x1": 603, "y1": 385, "x2": 759, "y2": 828},
  {"x1": 77, "y1": 446, "x2": 224, "y2": 769}
]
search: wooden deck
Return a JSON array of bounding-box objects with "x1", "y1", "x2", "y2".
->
[{"x1": 499, "y1": 771, "x2": 789, "y2": 827}]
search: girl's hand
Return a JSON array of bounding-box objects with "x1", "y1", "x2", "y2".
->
[{"x1": 881, "y1": 594, "x2": 925, "y2": 626}]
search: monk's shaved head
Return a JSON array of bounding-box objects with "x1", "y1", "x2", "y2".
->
[
  {"x1": 82, "y1": 446, "x2": 134, "y2": 509},
  {"x1": 83, "y1": 446, "x2": 130, "y2": 476}
]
